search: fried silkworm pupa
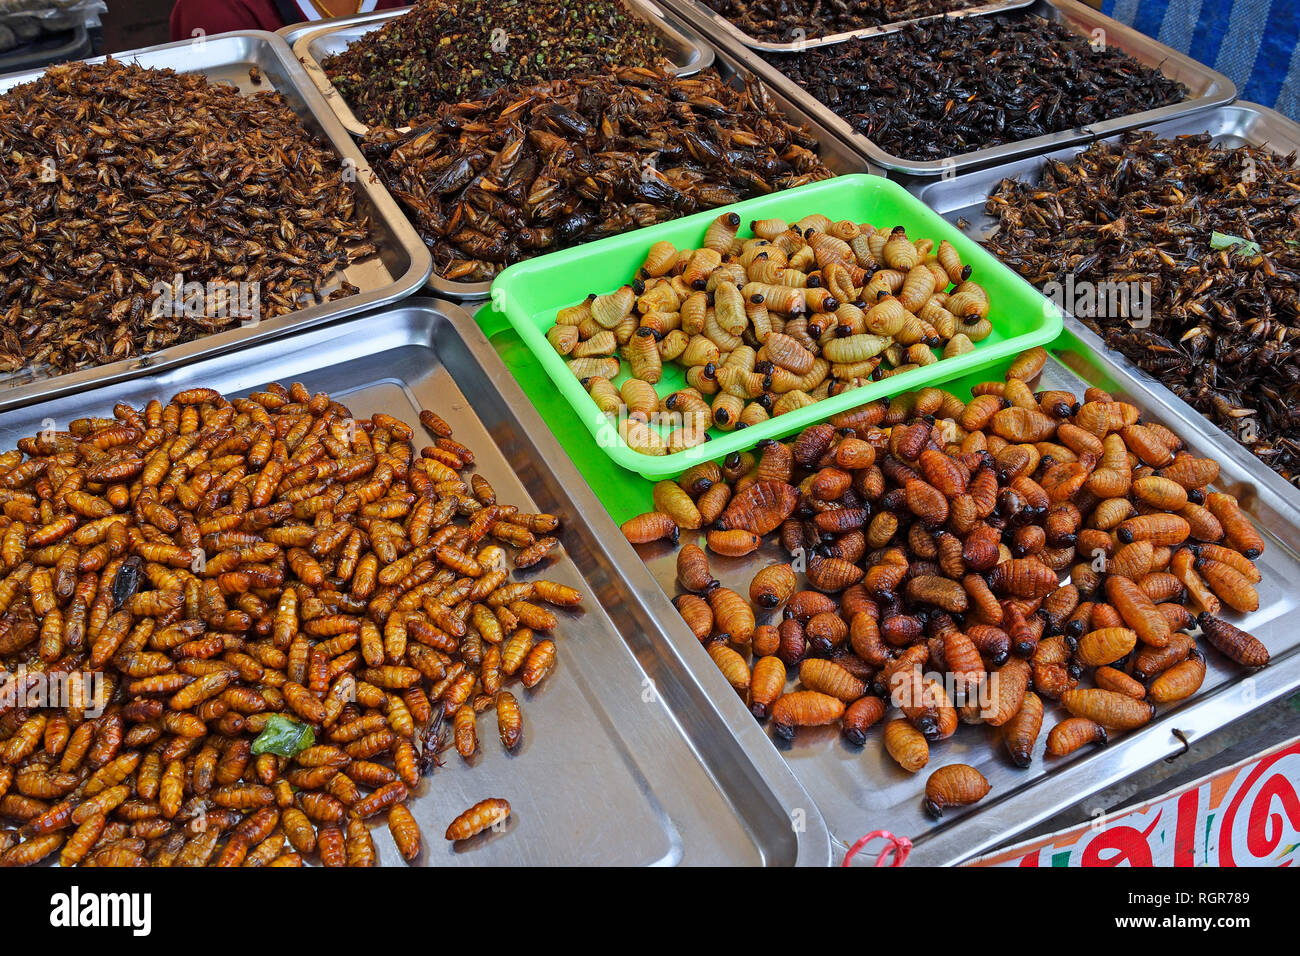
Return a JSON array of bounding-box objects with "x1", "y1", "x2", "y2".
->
[
  {"x1": 883, "y1": 718, "x2": 930, "y2": 773},
  {"x1": 841, "y1": 695, "x2": 887, "y2": 746},
  {"x1": 620, "y1": 511, "x2": 679, "y2": 545},
  {"x1": 923, "y1": 764, "x2": 991, "y2": 818},
  {"x1": 1061, "y1": 688, "x2": 1155, "y2": 731},
  {"x1": 497, "y1": 691, "x2": 523, "y2": 750},
  {"x1": 770, "y1": 691, "x2": 845, "y2": 740},
  {"x1": 676, "y1": 543, "x2": 715, "y2": 593},
  {"x1": 388, "y1": 804, "x2": 422, "y2": 862},
  {"x1": 1045, "y1": 717, "x2": 1108, "y2": 757},
  {"x1": 749, "y1": 562, "x2": 796, "y2": 609},
  {"x1": 1001, "y1": 690, "x2": 1043, "y2": 768},
  {"x1": 445, "y1": 797, "x2": 511, "y2": 842},
  {"x1": 1197, "y1": 613, "x2": 1270, "y2": 667}
]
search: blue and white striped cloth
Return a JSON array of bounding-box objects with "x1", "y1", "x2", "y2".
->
[{"x1": 1101, "y1": 0, "x2": 1300, "y2": 119}]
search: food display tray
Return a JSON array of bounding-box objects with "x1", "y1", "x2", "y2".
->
[
  {"x1": 664, "y1": 0, "x2": 1236, "y2": 178},
  {"x1": 0, "y1": 31, "x2": 432, "y2": 414},
  {"x1": 287, "y1": 1, "x2": 881, "y2": 304},
  {"x1": 469, "y1": 313, "x2": 1300, "y2": 866},
  {"x1": 283, "y1": 0, "x2": 715, "y2": 139},
  {"x1": 489, "y1": 173, "x2": 1063, "y2": 481},
  {"x1": 664, "y1": 0, "x2": 1034, "y2": 52},
  {"x1": 0, "y1": 298, "x2": 833, "y2": 867}
]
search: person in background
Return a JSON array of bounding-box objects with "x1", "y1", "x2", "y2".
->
[
  {"x1": 1099, "y1": 0, "x2": 1300, "y2": 120},
  {"x1": 171, "y1": 0, "x2": 409, "y2": 41}
]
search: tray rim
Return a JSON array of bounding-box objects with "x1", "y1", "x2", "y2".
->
[
  {"x1": 0, "y1": 28, "x2": 433, "y2": 415},
  {"x1": 661, "y1": 0, "x2": 1237, "y2": 178},
  {"x1": 665, "y1": 0, "x2": 1036, "y2": 52},
  {"x1": 489, "y1": 172, "x2": 1065, "y2": 481}
]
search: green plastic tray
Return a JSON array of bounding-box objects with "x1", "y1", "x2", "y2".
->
[
  {"x1": 473, "y1": 308, "x2": 1085, "y2": 528},
  {"x1": 488, "y1": 174, "x2": 1064, "y2": 481}
]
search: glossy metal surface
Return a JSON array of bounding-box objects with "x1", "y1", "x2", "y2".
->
[
  {"x1": 0, "y1": 31, "x2": 432, "y2": 413},
  {"x1": 0, "y1": 298, "x2": 832, "y2": 866},
  {"x1": 664, "y1": 0, "x2": 1236, "y2": 177}
]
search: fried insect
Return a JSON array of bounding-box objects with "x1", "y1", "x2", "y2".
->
[
  {"x1": 1045, "y1": 717, "x2": 1108, "y2": 757},
  {"x1": 922, "y1": 764, "x2": 991, "y2": 818},
  {"x1": 629, "y1": 355, "x2": 1271, "y2": 777},
  {"x1": 770, "y1": 691, "x2": 845, "y2": 740},
  {"x1": 445, "y1": 797, "x2": 511, "y2": 841},
  {"x1": 883, "y1": 718, "x2": 929, "y2": 773}
]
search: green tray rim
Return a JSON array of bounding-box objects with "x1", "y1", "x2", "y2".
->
[{"x1": 488, "y1": 173, "x2": 1065, "y2": 481}]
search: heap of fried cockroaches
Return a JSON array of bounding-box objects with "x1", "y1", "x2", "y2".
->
[
  {"x1": 0, "y1": 385, "x2": 579, "y2": 866},
  {"x1": 626, "y1": 345, "x2": 1271, "y2": 819},
  {"x1": 560, "y1": 213, "x2": 991, "y2": 456}
]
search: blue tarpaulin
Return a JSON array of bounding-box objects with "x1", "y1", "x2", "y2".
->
[{"x1": 1101, "y1": 0, "x2": 1300, "y2": 119}]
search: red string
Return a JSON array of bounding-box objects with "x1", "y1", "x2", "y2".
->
[{"x1": 842, "y1": 830, "x2": 912, "y2": 867}]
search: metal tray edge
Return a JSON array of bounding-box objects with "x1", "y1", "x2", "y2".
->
[{"x1": 664, "y1": 0, "x2": 1035, "y2": 52}]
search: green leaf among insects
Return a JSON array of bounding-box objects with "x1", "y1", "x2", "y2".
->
[
  {"x1": 1210, "y1": 231, "x2": 1261, "y2": 255},
  {"x1": 252, "y1": 715, "x2": 315, "y2": 757}
]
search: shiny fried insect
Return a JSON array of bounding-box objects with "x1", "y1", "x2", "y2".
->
[
  {"x1": 770, "y1": 691, "x2": 845, "y2": 740},
  {"x1": 445, "y1": 797, "x2": 511, "y2": 841},
  {"x1": 388, "y1": 804, "x2": 422, "y2": 862},
  {"x1": 630, "y1": 363, "x2": 1273, "y2": 774},
  {"x1": 1045, "y1": 717, "x2": 1108, "y2": 757},
  {"x1": 1198, "y1": 614, "x2": 1269, "y2": 667},
  {"x1": 922, "y1": 764, "x2": 990, "y2": 818},
  {"x1": 883, "y1": 719, "x2": 929, "y2": 773}
]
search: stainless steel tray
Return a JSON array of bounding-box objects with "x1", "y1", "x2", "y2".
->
[
  {"x1": 663, "y1": 0, "x2": 1034, "y2": 52},
  {"x1": 0, "y1": 21, "x2": 91, "y2": 74},
  {"x1": 626, "y1": 322, "x2": 1300, "y2": 865},
  {"x1": 667, "y1": 0, "x2": 1235, "y2": 178},
  {"x1": 0, "y1": 297, "x2": 831, "y2": 866},
  {"x1": 308, "y1": 7, "x2": 881, "y2": 305},
  {"x1": 0, "y1": 31, "x2": 432, "y2": 414},
  {"x1": 285, "y1": 0, "x2": 714, "y2": 139}
]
